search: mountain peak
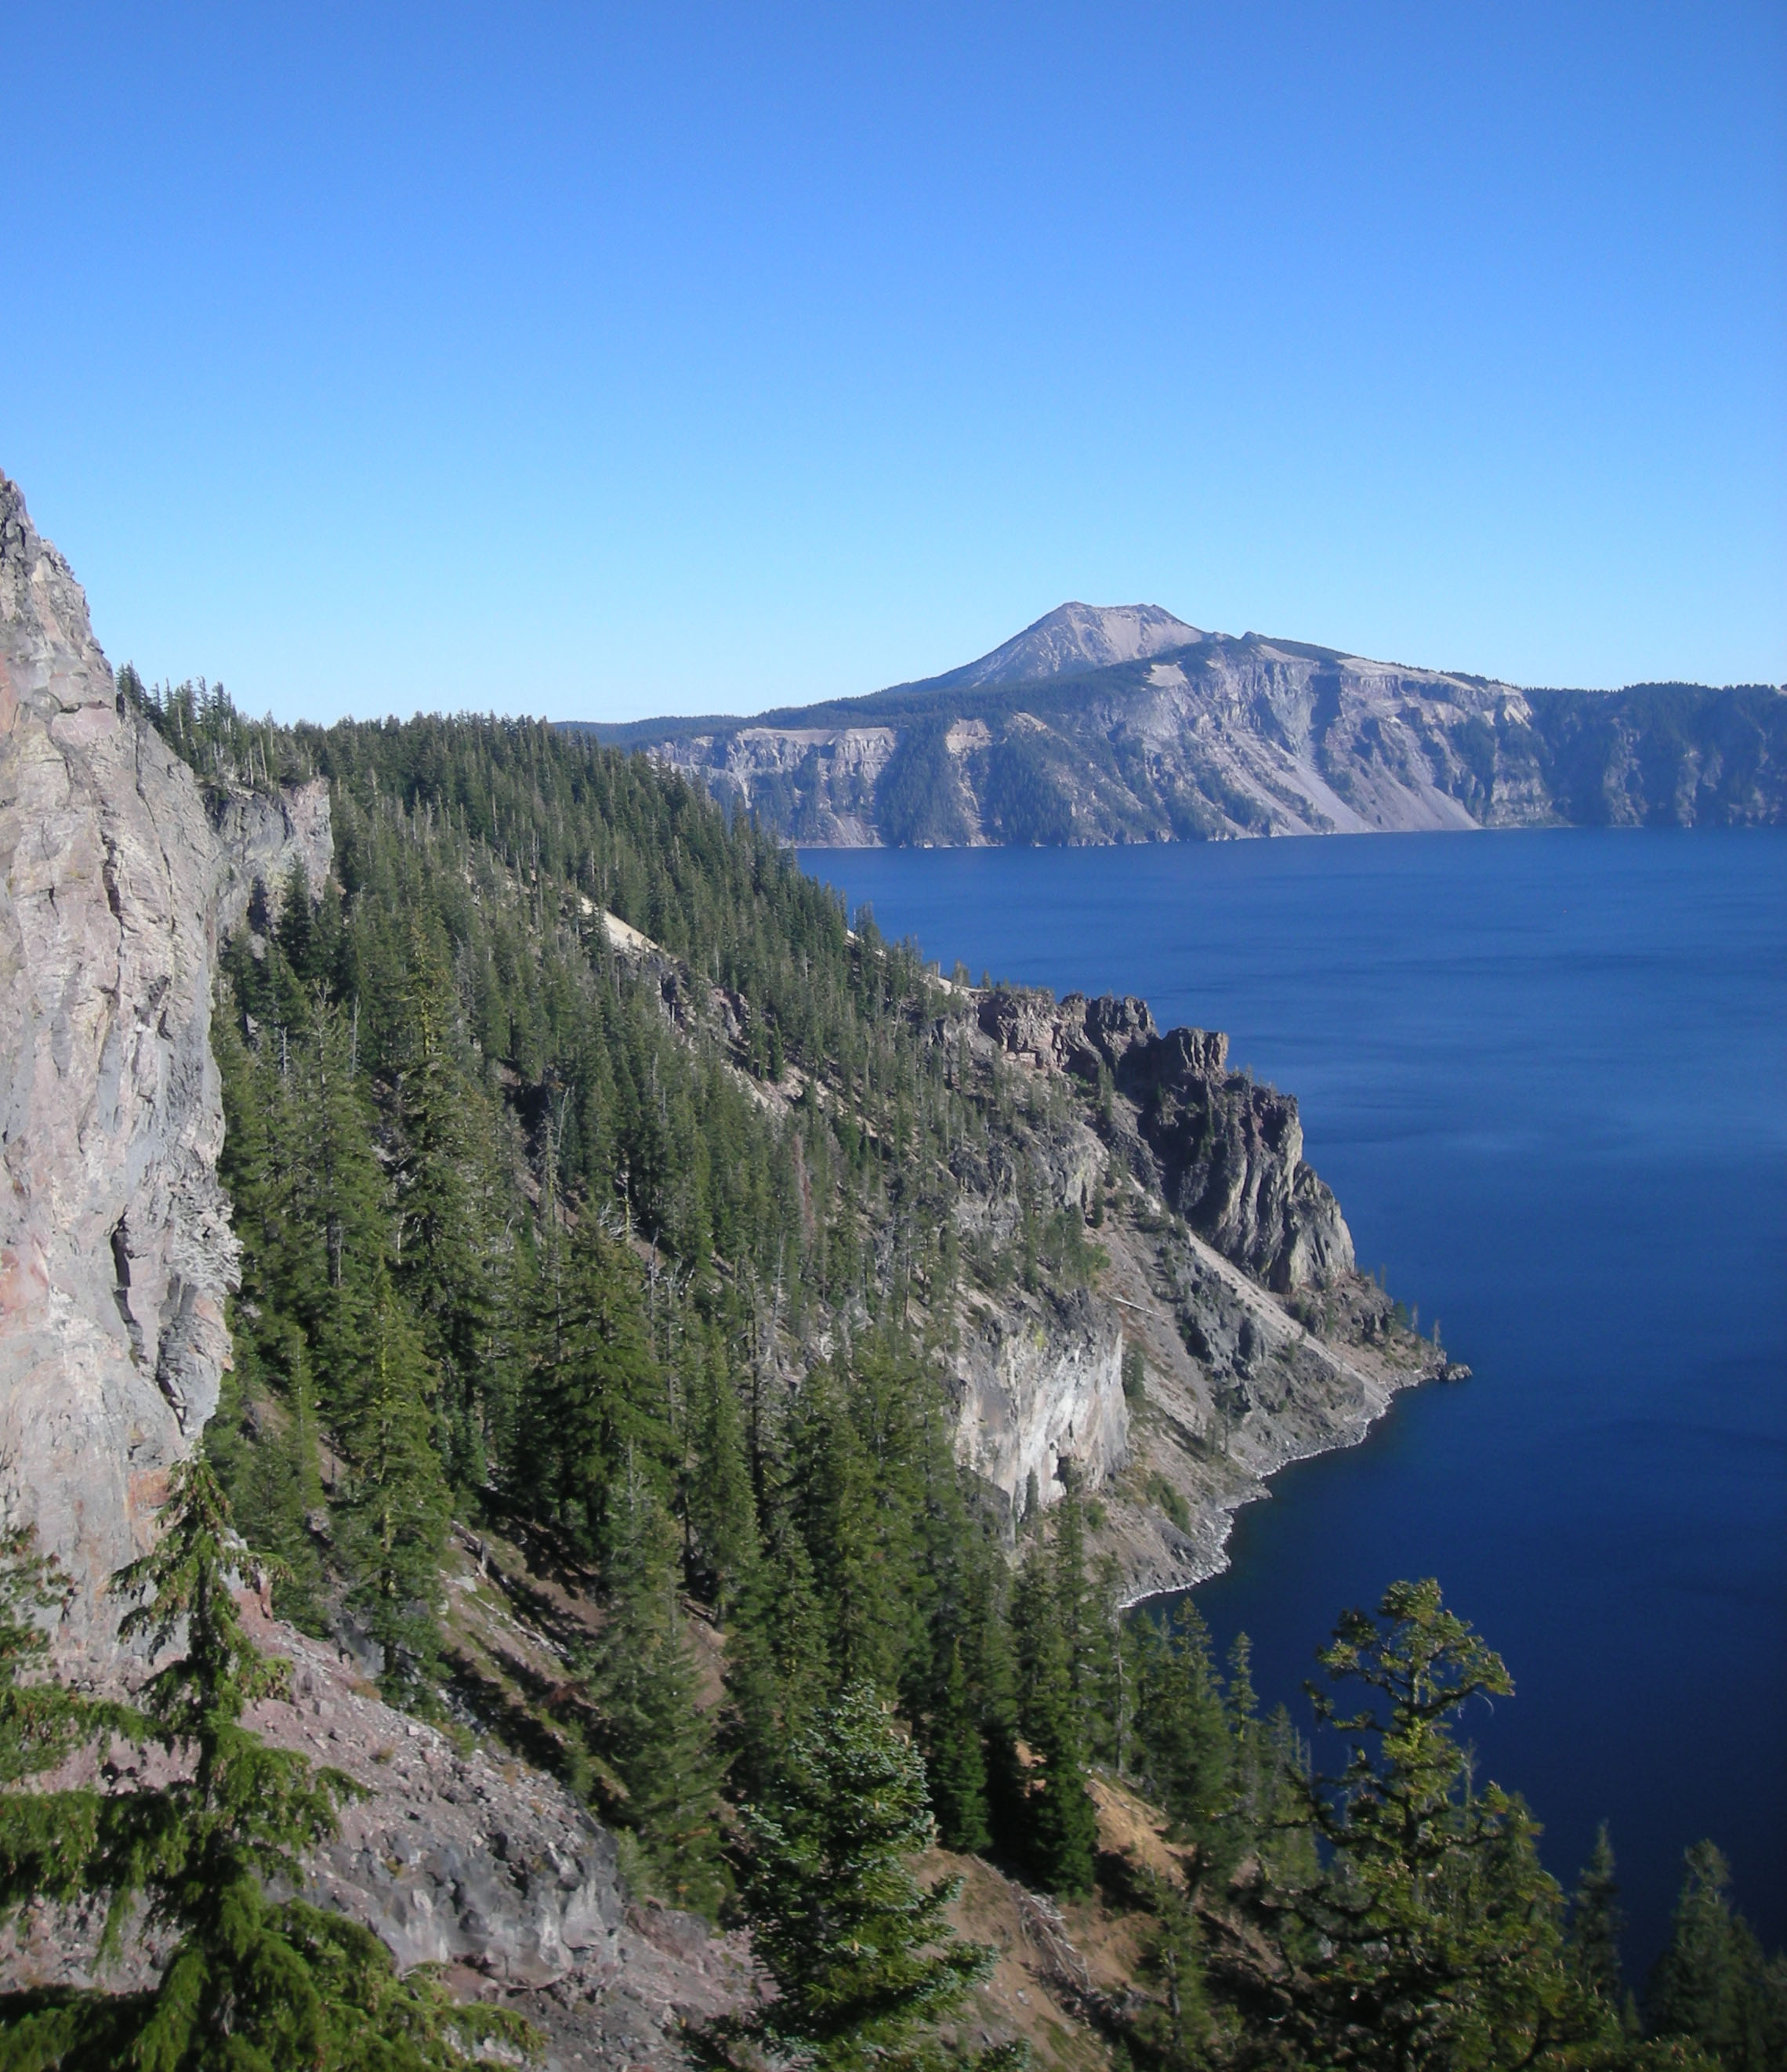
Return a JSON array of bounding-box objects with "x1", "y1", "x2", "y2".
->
[{"x1": 935, "y1": 601, "x2": 1204, "y2": 691}]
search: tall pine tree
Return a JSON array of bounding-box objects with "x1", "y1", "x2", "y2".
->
[
  {"x1": 339, "y1": 1270, "x2": 451, "y2": 1704},
  {"x1": 1012, "y1": 1538, "x2": 1098, "y2": 1897},
  {"x1": 0, "y1": 1473, "x2": 534, "y2": 2069},
  {"x1": 694, "y1": 1683, "x2": 1008, "y2": 2072},
  {"x1": 582, "y1": 1462, "x2": 729, "y2": 1918}
]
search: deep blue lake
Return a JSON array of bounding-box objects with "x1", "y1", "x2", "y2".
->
[{"x1": 800, "y1": 829, "x2": 1787, "y2": 1972}]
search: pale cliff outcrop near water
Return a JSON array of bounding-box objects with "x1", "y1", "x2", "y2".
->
[
  {"x1": 0, "y1": 473, "x2": 324, "y2": 1649},
  {"x1": 934, "y1": 980, "x2": 1440, "y2": 1597},
  {"x1": 975, "y1": 987, "x2": 1353, "y2": 1291}
]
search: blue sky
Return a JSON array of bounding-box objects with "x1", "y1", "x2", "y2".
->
[{"x1": 5, "y1": 3, "x2": 1782, "y2": 723}]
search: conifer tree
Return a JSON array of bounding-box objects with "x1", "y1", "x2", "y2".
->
[
  {"x1": 786, "y1": 1354, "x2": 924, "y2": 1699},
  {"x1": 0, "y1": 1532, "x2": 124, "y2": 1928},
  {"x1": 1569, "y1": 1823, "x2": 1628, "y2": 2016},
  {"x1": 693, "y1": 1683, "x2": 1006, "y2": 2072},
  {"x1": 924, "y1": 1639, "x2": 992, "y2": 1856},
  {"x1": 339, "y1": 1270, "x2": 451, "y2": 1704},
  {"x1": 1206, "y1": 1629, "x2": 1270, "y2": 1881},
  {"x1": 1086, "y1": 1552, "x2": 1128, "y2": 1772},
  {"x1": 1012, "y1": 1541, "x2": 1098, "y2": 1897},
  {"x1": 1253, "y1": 1700, "x2": 1321, "y2": 1899},
  {"x1": 582, "y1": 1462, "x2": 729, "y2": 1918},
  {"x1": 683, "y1": 1346, "x2": 758, "y2": 1615},
  {"x1": 1127, "y1": 1602, "x2": 1229, "y2": 1853},
  {"x1": 391, "y1": 926, "x2": 493, "y2": 1491},
  {"x1": 204, "y1": 1316, "x2": 328, "y2": 1631},
  {"x1": 1647, "y1": 1842, "x2": 1787, "y2": 2072},
  {"x1": 0, "y1": 1469, "x2": 535, "y2": 2069},
  {"x1": 1129, "y1": 1872, "x2": 1216, "y2": 2072},
  {"x1": 1046, "y1": 1493, "x2": 1100, "y2": 1755},
  {"x1": 527, "y1": 1227, "x2": 672, "y2": 1569},
  {"x1": 721, "y1": 1502, "x2": 831, "y2": 1807},
  {"x1": 287, "y1": 992, "x2": 389, "y2": 1366},
  {"x1": 1282, "y1": 1578, "x2": 1611, "y2": 2072}
]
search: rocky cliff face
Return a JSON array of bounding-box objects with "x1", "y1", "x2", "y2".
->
[
  {"x1": 977, "y1": 987, "x2": 1354, "y2": 1292},
  {"x1": 951, "y1": 1287, "x2": 1127, "y2": 1523},
  {"x1": 0, "y1": 473, "x2": 325, "y2": 1652},
  {"x1": 600, "y1": 618, "x2": 1786, "y2": 845},
  {"x1": 947, "y1": 980, "x2": 1428, "y2": 1594},
  {"x1": 210, "y1": 773, "x2": 333, "y2": 936}
]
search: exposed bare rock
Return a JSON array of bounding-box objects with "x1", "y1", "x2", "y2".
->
[
  {"x1": 925, "y1": 602, "x2": 1205, "y2": 691},
  {"x1": 1, "y1": 1605, "x2": 751, "y2": 2069},
  {"x1": 1107, "y1": 1024, "x2": 1352, "y2": 1292},
  {"x1": 599, "y1": 610, "x2": 1786, "y2": 845},
  {"x1": 947, "y1": 980, "x2": 1432, "y2": 1592},
  {"x1": 977, "y1": 987, "x2": 1354, "y2": 1293},
  {"x1": 1089, "y1": 1207, "x2": 1418, "y2": 1603},
  {"x1": 952, "y1": 1286, "x2": 1128, "y2": 1523},
  {"x1": 0, "y1": 473, "x2": 329, "y2": 1658},
  {"x1": 0, "y1": 473, "x2": 237, "y2": 1652},
  {"x1": 628, "y1": 724, "x2": 898, "y2": 847},
  {"x1": 926, "y1": 974, "x2": 1378, "y2": 1546},
  {"x1": 1074, "y1": 993, "x2": 1159, "y2": 1074},
  {"x1": 210, "y1": 774, "x2": 333, "y2": 936}
]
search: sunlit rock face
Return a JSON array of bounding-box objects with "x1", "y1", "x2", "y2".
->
[
  {"x1": 977, "y1": 985, "x2": 1356, "y2": 1294},
  {"x1": 952, "y1": 1287, "x2": 1129, "y2": 1522},
  {"x1": 0, "y1": 473, "x2": 326, "y2": 1655}
]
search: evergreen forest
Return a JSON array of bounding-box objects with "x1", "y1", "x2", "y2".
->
[{"x1": 0, "y1": 676, "x2": 1775, "y2": 2072}]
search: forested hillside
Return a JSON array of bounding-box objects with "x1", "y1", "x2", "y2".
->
[{"x1": 93, "y1": 674, "x2": 1785, "y2": 2070}]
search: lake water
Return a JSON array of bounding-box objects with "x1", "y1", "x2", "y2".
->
[{"x1": 800, "y1": 829, "x2": 1787, "y2": 1972}]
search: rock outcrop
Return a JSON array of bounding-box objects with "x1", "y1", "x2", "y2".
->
[
  {"x1": 942, "y1": 979, "x2": 1429, "y2": 1595},
  {"x1": 977, "y1": 987, "x2": 1354, "y2": 1292},
  {"x1": 0, "y1": 473, "x2": 237, "y2": 1648},
  {"x1": 1096, "y1": 1013, "x2": 1354, "y2": 1293},
  {"x1": 952, "y1": 1286, "x2": 1127, "y2": 1523},
  {"x1": 210, "y1": 773, "x2": 333, "y2": 936},
  {"x1": 2, "y1": 1607, "x2": 749, "y2": 2066},
  {"x1": 0, "y1": 472, "x2": 325, "y2": 1653}
]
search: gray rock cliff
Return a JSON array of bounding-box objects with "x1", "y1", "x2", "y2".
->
[
  {"x1": 951, "y1": 1285, "x2": 1128, "y2": 1523},
  {"x1": 210, "y1": 773, "x2": 333, "y2": 937},
  {"x1": 944, "y1": 978, "x2": 1426, "y2": 1597},
  {"x1": 0, "y1": 471, "x2": 325, "y2": 1652},
  {"x1": 596, "y1": 609, "x2": 1786, "y2": 844},
  {"x1": 978, "y1": 987, "x2": 1354, "y2": 1292}
]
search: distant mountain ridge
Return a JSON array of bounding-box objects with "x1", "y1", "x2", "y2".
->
[{"x1": 575, "y1": 606, "x2": 1787, "y2": 844}]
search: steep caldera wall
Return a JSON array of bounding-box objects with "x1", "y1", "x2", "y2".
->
[
  {"x1": 0, "y1": 471, "x2": 1444, "y2": 1636},
  {"x1": 0, "y1": 494, "x2": 1454, "y2": 2059},
  {"x1": 0, "y1": 472, "x2": 326, "y2": 1648},
  {"x1": 614, "y1": 631, "x2": 1787, "y2": 845},
  {"x1": 941, "y1": 982, "x2": 1440, "y2": 1596}
]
